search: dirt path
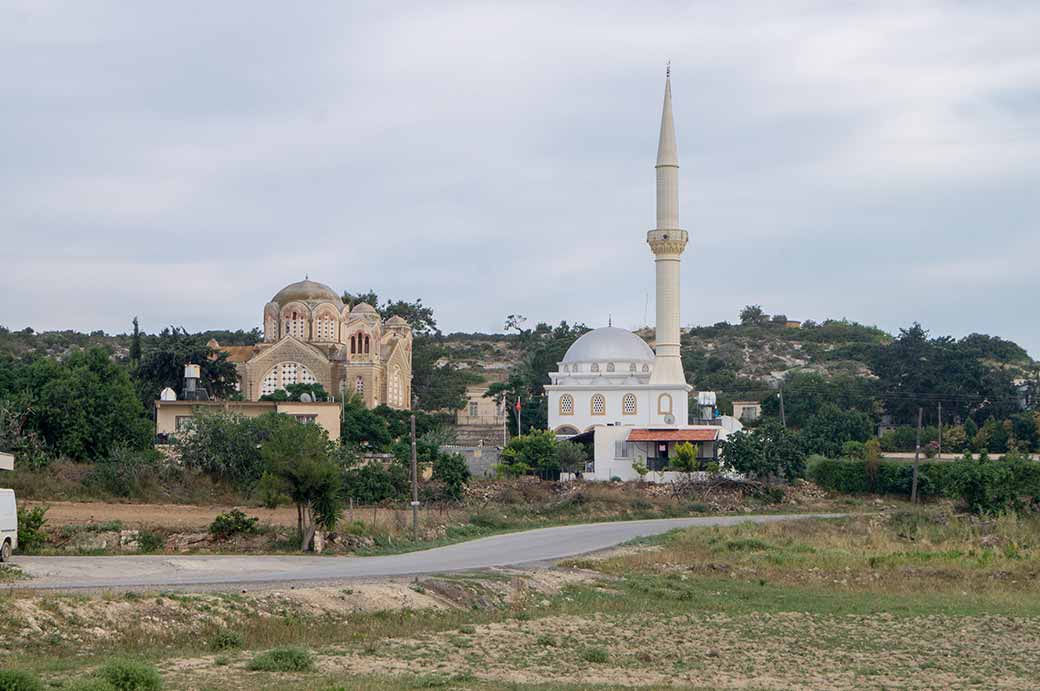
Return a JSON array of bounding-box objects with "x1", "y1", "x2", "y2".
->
[{"x1": 23, "y1": 500, "x2": 299, "y2": 530}]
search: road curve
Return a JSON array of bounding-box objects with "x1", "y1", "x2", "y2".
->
[{"x1": 10, "y1": 513, "x2": 843, "y2": 591}]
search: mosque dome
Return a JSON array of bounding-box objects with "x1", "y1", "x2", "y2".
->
[
  {"x1": 562, "y1": 326, "x2": 654, "y2": 364},
  {"x1": 272, "y1": 279, "x2": 342, "y2": 305}
]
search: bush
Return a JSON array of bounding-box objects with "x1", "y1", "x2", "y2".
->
[
  {"x1": 137, "y1": 530, "x2": 164, "y2": 553},
  {"x1": 947, "y1": 459, "x2": 1040, "y2": 515},
  {"x1": 0, "y1": 669, "x2": 44, "y2": 691},
  {"x1": 84, "y1": 448, "x2": 162, "y2": 499},
  {"x1": 94, "y1": 658, "x2": 163, "y2": 691},
  {"x1": 431, "y1": 452, "x2": 470, "y2": 500},
  {"x1": 807, "y1": 457, "x2": 1040, "y2": 511},
  {"x1": 16, "y1": 505, "x2": 47, "y2": 553},
  {"x1": 343, "y1": 460, "x2": 410, "y2": 503},
  {"x1": 247, "y1": 647, "x2": 314, "y2": 672},
  {"x1": 208, "y1": 509, "x2": 259, "y2": 540},
  {"x1": 209, "y1": 629, "x2": 244, "y2": 651},
  {"x1": 580, "y1": 647, "x2": 609, "y2": 663}
]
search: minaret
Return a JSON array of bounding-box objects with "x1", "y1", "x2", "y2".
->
[{"x1": 648, "y1": 66, "x2": 689, "y2": 386}]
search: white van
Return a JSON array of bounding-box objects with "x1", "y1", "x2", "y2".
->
[{"x1": 0, "y1": 489, "x2": 16, "y2": 562}]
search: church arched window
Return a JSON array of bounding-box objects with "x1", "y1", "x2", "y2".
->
[
  {"x1": 355, "y1": 376, "x2": 364, "y2": 395},
  {"x1": 260, "y1": 362, "x2": 317, "y2": 397},
  {"x1": 606, "y1": 363, "x2": 615, "y2": 372},
  {"x1": 622, "y1": 393, "x2": 637, "y2": 415},
  {"x1": 591, "y1": 363, "x2": 600, "y2": 373},
  {"x1": 364, "y1": 335, "x2": 371, "y2": 354},
  {"x1": 590, "y1": 394, "x2": 606, "y2": 416},
  {"x1": 657, "y1": 393, "x2": 673, "y2": 415},
  {"x1": 559, "y1": 394, "x2": 574, "y2": 416},
  {"x1": 350, "y1": 335, "x2": 357, "y2": 354}
]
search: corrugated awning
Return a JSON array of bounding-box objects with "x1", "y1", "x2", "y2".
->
[{"x1": 627, "y1": 428, "x2": 718, "y2": 442}]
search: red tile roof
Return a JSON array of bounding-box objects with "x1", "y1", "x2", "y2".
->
[{"x1": 627, "y1": 428, "x2": 718, "y2": 442}]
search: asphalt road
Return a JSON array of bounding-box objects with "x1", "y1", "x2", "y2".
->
[{"x1": 10, "y1": 513, "x2": 843, "y2": 591}]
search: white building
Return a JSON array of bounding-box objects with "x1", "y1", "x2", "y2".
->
[{"x1": 546, "y1": 69, "x2": 741, "y2": 482}]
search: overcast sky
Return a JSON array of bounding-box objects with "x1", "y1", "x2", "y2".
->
[{"x1": 2, "y1": 2, "x2": 1038, "y2": 356}]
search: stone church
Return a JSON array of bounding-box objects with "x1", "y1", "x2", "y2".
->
[{"x1": 214, "y1": 279, "x2": 412, "y2": 409}]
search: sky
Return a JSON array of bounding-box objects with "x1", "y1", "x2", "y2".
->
[{"x1": 2, "y1": 1, "x2": 1038, "y2": 356}]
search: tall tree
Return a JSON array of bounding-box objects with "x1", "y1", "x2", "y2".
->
[
  {"x1": 129, "y1": 317, "x2": 142, "y2": 365},
  {"x1": 133, "y1": 327, "x2": 239, "y2": 404}
]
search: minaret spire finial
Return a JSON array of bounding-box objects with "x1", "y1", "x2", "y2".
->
[
  {"x1": 666, "y1": 60, "x2": 670, "y2": 79},
  {"x1": 608, "y1": 314, "x2": 612, "y2": 327}
]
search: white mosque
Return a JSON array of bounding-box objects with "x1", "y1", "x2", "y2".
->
[{"x1": 546, "y1": 70, "x2": 742, "y2": 481}]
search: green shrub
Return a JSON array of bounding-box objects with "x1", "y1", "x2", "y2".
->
[
  {"x1": 136, "y1": 530, "x2": 164, "y2": 554},
  {"x1": 209, "y1": 630, "x2": 244, "y2": 651},
  {"x1": 808, "y1": 458, "x2": 1040, "y2": 513},
  {"x1": 94, "y1": 658, "x2": 162, "y2": 691},
  {"x1": 0, "y1": 669, "x2": 44, "y2": 691},
  {"x1": 16, "y1": 505, "x2": 47, "y2": 553},
  {"x1": 467, "y1": 512, "x2": 511, "y2": 530},
  {"x1": 208, "y1": 509, "x2": 259, "y2": 540},
  {"x1": 947, "y1": 459, "x2": 1040, "y2": 515},
  {"x1": 247, "y1": 647, "x2": 314, "y2": 672},
  {"x1": 84, "y1": 448, "x2": 161, "y2": 499},
  {"x1": 580, "y1": 647, "x2": 609, "y2": 663}
]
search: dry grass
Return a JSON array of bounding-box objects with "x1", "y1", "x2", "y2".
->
[{"x1": 576, "y1": 510, "x2": 1040, "y2": 597}]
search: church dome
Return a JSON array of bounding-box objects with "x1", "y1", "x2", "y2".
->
[
  {"x1": 272, "y1": 279, "x2": 342, "y2": 305},
  {"x1": 562, "y1": 326, "x2": 654, "y2": 363},
  {"x1": 351, "y1": 302, "x2": 378, "y2": 315}
]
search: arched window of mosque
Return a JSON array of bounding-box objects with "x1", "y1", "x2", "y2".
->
[
  {"x1": 606, "y1": 363, "x2": 615, "y2": 373},
  {"x1": 642, "y1": 364, "x2": 650, "y2": 373},
  {"x1": 629, "y1": 363, "x2": 637, "y2": 373},
  {"x1": 591, "y1": 363, "x2": 600, "y2": 373},
  {"x1": 657, "y1": 393, "x2": 673, "y2": 415},
  {"x1": 562, "y1": 364, "x2": 569, "y2": 373},
  {"x1": 591, "y1": 394, "x2": 606, "y2": 416},
  {"x1": 622, "y1": 393, "x2": 637, "y2": 415},
  {"x1": 559, "y1": 394, "x2": 574, "y2": 416},
  {"x1": 355, "y1": 376, "x2": 364, "y2": 394}
]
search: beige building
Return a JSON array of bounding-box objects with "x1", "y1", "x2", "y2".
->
[
  {"x1": 732, "y1": 400, "x2": 762, "y2": 422},
  {"x1": 214, "y1": 279, "x2": 412, "y2": 409},
  {"x1": 155, "y1": 400, "x2": 341, "y2": 440}
]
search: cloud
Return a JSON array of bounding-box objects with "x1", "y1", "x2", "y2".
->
[{"x1": 1, "y1": 1, "x2": 1038, "y2": 356}]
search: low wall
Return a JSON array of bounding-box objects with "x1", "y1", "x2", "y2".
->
[{"x1": 442, "y1": 446, "x2": 501, "y2": 478}]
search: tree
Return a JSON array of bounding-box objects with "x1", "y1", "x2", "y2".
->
[
  {"x1": 175, "y1": 410, "x2": 280, "y2": 488},
  {"x1": 431, "y1": 452, "x2": 470, "y2": 500},
  {"x1": 720, "y1": 422, "x2": 805, "y2": 482},
  {"x1": 739, "y1": 305, "x2": 768, "y2": 326},
  {"x1": 555, "y1": 440, "x2": 588, "y2": 475},
  {"x1": 260, "y1": 382, "x2": 329, "y2": 402},
  {"x1": 499, "y1": 430, "x2": 559, "y2": 478},
  {"x1": 26, "y1": 348, "x2": 151, "y2": 460},
  {"x1": 129, "y1": 317, "x2": 142, "y2": 365},
  {"x1": 669, "y1": 442, "x2": 700, "y2": 475},
  {"x1": 260, "y1": 418, "x2": 342, "y2": 551},
  {"x1": 799, "y1": 404, "x2": 873, "y2": 458},
  {"x1": 133, "y1": 327, "x2": 238, "y2": 405}
]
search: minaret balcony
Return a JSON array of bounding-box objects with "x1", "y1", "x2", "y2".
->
[{"x1": 647, "y1": 229, "x2": 688, "y2": 255}]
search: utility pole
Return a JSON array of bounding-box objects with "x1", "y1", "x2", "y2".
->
[
  {"x1": 778, "y1": 388, "x2": 786, "y2": 429},
  {"x1": 911, "y1": 406, "x2": 923, "y2": 503},
  {"x1": 410, "y1": 413, "x2": 418, "y2": 542},
  {"x1": 937, "y1": 401, "x2": 942, "y2": 458}
]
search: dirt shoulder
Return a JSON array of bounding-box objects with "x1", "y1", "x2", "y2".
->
[{"x1": 22, "y1": 500, "x2": 300, "y2": 530}]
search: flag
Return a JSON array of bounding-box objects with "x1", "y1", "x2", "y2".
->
[{"x1": 514, "y1": 396, "x2": 521, "y2": 413}]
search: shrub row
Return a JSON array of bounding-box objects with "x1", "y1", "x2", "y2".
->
[{"x1": 808, "y1": 457, "x2": 1040, "y2": 514}]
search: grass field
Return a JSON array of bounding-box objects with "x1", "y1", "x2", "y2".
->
[{"x1": 2, "y1": 508, "x2": 1038, "y2": 689}]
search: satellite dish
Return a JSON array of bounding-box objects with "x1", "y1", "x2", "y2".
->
[
  {"x1": 299, "y1": 393, "x2": 314, "y2": 403},
  {"x1": 160, "y1": 387, "x2": 177, "y2": 401},
  {"x1": 664, "y1": 414, "x2": 675, "y2": 425}
]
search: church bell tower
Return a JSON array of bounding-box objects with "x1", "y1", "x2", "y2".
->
[{"x1": 648, "y1": 66, "x2": 689, "y2": 386}]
